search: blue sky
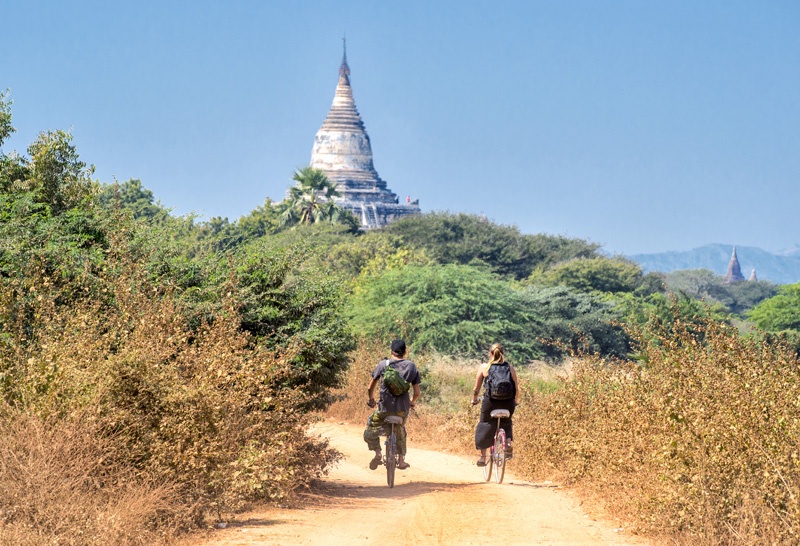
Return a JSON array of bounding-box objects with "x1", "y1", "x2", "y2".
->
[{"x1": 2, "y1": 1, "x2": 798, "y2": 255}]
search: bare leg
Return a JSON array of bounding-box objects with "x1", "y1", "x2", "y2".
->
[{"x1": 397, "y1": 453, "x2": 410, "y2": 470}]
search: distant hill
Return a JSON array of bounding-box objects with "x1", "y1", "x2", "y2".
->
[{"x1": 629, "y1": 244, "x2": 800, "y2": 285}]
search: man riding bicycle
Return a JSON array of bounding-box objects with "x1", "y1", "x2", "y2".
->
[{"x1": 364, "y1": 339, "x2": 421, "y2": 470}]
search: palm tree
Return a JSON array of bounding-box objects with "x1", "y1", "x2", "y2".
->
[{"x1": 278, "y1": 167, "x2": 351, "y2": 227}]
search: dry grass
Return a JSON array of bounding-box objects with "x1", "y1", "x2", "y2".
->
[
  {"x1": 0, "y1": 256, "x2": 339, "y2": 543},
  {"x1": 326, "y1": 343, "x2": 480, "y2": 455},
  {"x1": 514, "y1": 319, "x2": 800, "y2": 545},
  {"x1": 326, "y1": 344, "x2": 563, "y2": 457},
  {"x1": 0, "y1": 409, "x2": 177, "y2": 546},
  {"x1": 330, "y1": 328, "x2": 800, "y2": 545}
]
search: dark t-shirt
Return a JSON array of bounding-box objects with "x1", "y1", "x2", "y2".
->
[{"x1": 372, "y1": 358, "x2": 421, "y2": 413}]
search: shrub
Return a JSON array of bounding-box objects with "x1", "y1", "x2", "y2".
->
[
  {"x1": 0, "y1": 409, "x2": 177, "y2": 546},
  {"x1": 384, "y1": 211, "x2": 600, "y2": 280},
  {"x1": 0, "y1": 245, "x2": 341, "y2": 537},
  {"x1": 514, "y1": 317, "x2": 800, "y2": 544},
  {"x1": 348, "y1": 263, "x2": 543, "y2": 360}
]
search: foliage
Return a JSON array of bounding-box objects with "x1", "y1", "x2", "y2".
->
[
  {"x1": 276, "y1": 166, "x2": 358, "y2": 230},
  {"x1": 0, "y1": 157, "x2": 110, "y2": 309},
  {"x1": 748, "y1": 282, "x2": 800, "y2": 332},
  {"x1": 0, "y1": 90, "x2": 14, "y2": 147},
  {"x1": 727, "y1": 279, "x2": 780, "y2": 315},
  {"x1": 618, "y1": 292, "x2": 732, "y2": 356},
  {"x1": 231, "y1": 237, "x2": 356, "y2": 410},
  {"x1": 98, "y1": 178, "x2": 170, "y2": 222},
  {"x1": 348, "y1": 263, "x2": 542, "y2": 360},
  {"x1": 325, "y1": 230, "x2": 427, "y2": 279},
  {"x1": 514, "y1": 316, "x2": 800, "y2": 544},
  {"x1": 0, "y1": 258, "x2": 338, "y2": 528},
  {"x1": 0, "y1": 99, "x2": 357, "y2": 539},
  {"x1": 519, "y1": 285, "x2": 630, "y2": 358},
  {"x1": 664, "y1": 269, "x2": 778, "y2": 316},
  {"x1": 26, "y1": 130, "x2": 96, "y2": 214},
  {"x1": 530, "y1": 256, "x2": 662, "y2": 296},
  {"x1": 237, "y1": 197, "x2": 282, "y2": 239},
  {"x1": 384, "y1": 212, "x2": 601, "y2": 280}
]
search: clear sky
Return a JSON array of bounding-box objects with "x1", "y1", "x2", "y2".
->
[{"x1": 2, "y1": 1, "x2": 798, "y2": 255}]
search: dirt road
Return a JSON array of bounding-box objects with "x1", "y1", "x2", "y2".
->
[{"x1": 186, "y1": 421, "x2": 649, "y2": 546}]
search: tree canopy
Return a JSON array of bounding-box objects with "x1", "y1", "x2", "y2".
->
[
  {"x1": 277, "y1": 167, "x2": 358, "y2": 230},
  {"x1": 531, "y1": 256, "x2": 662, "y2": 296},
  {"x1": 748, "y1": 283, "x2": 800, "y2": 332},
  {"x1": 383, "y1": 211, "x2": 601, "y2": 280}
]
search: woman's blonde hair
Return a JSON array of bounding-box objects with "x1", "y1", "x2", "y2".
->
[{"x1": 488, "y1": 342, "x2": 505, "y2": 365}]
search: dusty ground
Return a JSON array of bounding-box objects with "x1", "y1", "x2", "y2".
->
[{"x1": 184, "y1": 421, "x2": 651, "y2": 546}]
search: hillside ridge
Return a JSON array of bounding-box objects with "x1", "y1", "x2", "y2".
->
[{"x1": 629, "y1": 243, "x2": 800, "y2": 285}]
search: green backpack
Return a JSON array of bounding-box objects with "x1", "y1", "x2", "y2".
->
[{"x1": 383, "y1": 361, "x2": 411, "y2": 396}]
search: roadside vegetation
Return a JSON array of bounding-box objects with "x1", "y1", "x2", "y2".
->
[{"x1": 3, "y1": 91, "x2": 800, "y2": 544}]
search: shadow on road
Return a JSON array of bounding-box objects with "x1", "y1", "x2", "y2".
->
[{"x1": 308, "y1": 479, "x2": 480, "y2": 503}]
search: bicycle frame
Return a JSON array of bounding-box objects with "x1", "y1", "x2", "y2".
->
[
  {"x1": 383, "y1": 415, "x2": 404, "y2": 488},
  {"x1": 483, "y1": 409, "x2": 510, "y2": 484}
]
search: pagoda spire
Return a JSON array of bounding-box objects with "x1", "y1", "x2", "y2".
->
[
  {"x1": 339, "y1": 36, "x2": 350, "y2": 79},
  {"x1": 308, "y1": 42, "x2": 420, "y2": 229},
  {"x1": 724, "y1": 246, "x2": 745, "y2": 283}
]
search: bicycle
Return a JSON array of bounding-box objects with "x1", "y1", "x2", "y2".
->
[
  {"x1": 482, "y1": 409, "x2": 510, "y2": 484},
  {"x1": 382, "y1": 415, "x2": 404, "y2": 488}
]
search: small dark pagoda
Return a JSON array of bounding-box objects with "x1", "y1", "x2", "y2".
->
[{"x1": 724, "y1": 247, "x2": 746, "y2": 284}]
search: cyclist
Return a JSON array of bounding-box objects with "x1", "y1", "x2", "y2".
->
[
  {"x1": 364, "y1": 339, "x2": 421, "y2": 470},
  {"x1": 471, "y1": 342, "x2": 519, "y2": 466}
]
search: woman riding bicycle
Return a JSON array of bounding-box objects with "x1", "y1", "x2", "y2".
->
[{"x1": 471, "y1": 342, "x2": 519, "y2": 467}]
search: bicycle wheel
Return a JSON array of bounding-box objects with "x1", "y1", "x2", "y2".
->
[
  {"x1": 386, "y1": 429, "x2": 396, "y2": 488},
  {"x1": 482, "y1": 446, "x2": 493, "y2": 482},
  {"x1": 494, "y1": 428, "x2": 506, "y2": 484}
]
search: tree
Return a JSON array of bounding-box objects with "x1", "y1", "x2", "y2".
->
[
  {"x1": 726, "y1": 279, "x2": 778, "y2": 316},
  {"x1": 0, "y1": 90, "x2": 14, "y2": 148},
  {"x1": 384, "y1": 212, "x2": 601, "y2": 280},
  {"x1": 0, "y1": 126, "x2": 108, "y2": 298},
  {"x1": 277, "y1": 167, "x2": 357, "y2": 229},
  {"x1": 231, "y1": 239, "x2": 356, "y2": 409},
  {"x1": 26, "y1": 130, "x2": 95, "y2": 214},
  {"x1": 97, "y1": 178, "x2": 170, "y2": 221},
  {"x1": 237, "y1": 198, "x2": 282, "y2": 239},
  {"x1": 348, "y1": 262, "x2": 629, "y2": 361},
  {"x1": 664, "y1": 269, "x2": 778, "y2": 317},
  {"x1": 348, "y1": 263, "x2": 542, "y2": 360},
  {"x1": 530, "y1": 256, "x2": 661, "y2": 295},
  {"x1": 748, "y1": 283, "x2": 800, "y2": 332},
  {"x1": 623, "y1": 291, "x2": 731, "y2": 349},
  {"x1": 520, "y1": 285, "x2": 629, "y2": 358}
]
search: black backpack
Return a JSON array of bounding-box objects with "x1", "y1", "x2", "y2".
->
[{"x1": 486, "y1": 362, "x2": 515, "y2": 400}]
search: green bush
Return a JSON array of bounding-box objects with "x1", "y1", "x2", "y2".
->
[
  {"x1": 384, "y1": 211, "x2": 600, "y2": 280},
  {"x1": 348, "y1": 263, "x2": 543, "y2": 360},
  {"x1": 748, "y1": 282, "x2": 800, "y2": 332}
]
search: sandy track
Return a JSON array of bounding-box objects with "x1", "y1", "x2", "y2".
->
[{"x1": 185, "y1": 421, "x2": 650, "y2": 546}]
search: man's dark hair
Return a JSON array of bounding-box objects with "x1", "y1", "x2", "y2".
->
[{"x1": 390, "y1": 339, "x2": 406, "y2": 356}]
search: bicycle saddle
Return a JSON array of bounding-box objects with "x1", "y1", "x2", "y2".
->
[
  {"x1": 490, "y1": 409, "x2": 510, "y2": 419},
  {"x1": 384, "y1": 415, "x2": 404, "y2": 424}
]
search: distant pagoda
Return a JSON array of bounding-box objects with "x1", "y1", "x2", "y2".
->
[
  {"x1": 724, "y1": 246, "x2": 746, "y2": 283},
  {"x1": 309, "y1": 40, "x2": 420, "y2": 229}
]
